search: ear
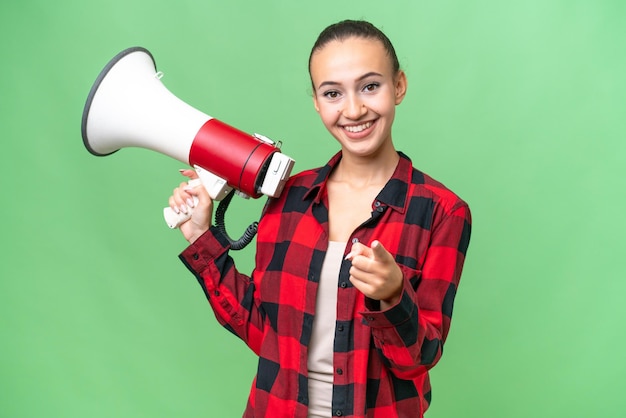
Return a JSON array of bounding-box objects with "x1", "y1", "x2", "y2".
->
[
  {"x1": 312, "y1": 92, "x2": 320, "y2": 113},
  {"x1": 394, "y1": 70, "x2": 408, "y2": 105}
]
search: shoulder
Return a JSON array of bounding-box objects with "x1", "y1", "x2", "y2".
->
[
  {"x1": 285, "y1": 166, "x2": 323, "y2": 188},
  {"x1": 278, "y1": 165, "x2": 325, "y2": 201},
  {"x1": 410, "y1": 166, "x2": 470, "y2": 218},
  {"x1": 260, "y1": 165, "x2": 325, "y2": 216}
]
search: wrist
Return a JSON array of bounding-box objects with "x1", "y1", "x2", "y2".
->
[
  {"x1": 380, "y1": 290, "x2": 402, "y2": 310},
  {"x1": 187, "y1": 227, "x2": 209, "y2": 245}
]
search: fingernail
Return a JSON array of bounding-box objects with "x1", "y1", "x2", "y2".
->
[
  {"x1": 173, "y1": 206, "x2": 180, "y2": 214},
  {"x1": 180, "y1": 204, "x2": 188, "y2": 214},
  {"x1": 187, "y1": 198, "x2": 195, "y2": 208},
  {"x1": 344, "y1": 251, "x2": 354, "y2": 261}
]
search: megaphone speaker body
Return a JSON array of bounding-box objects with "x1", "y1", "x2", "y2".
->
[{"x1": 82, "y1": 47, "x2": 293, "y2": 200}]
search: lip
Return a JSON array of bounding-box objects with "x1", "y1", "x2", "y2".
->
[{"x1": 340, "y1": 119, "x2": 378, "y2": 139}]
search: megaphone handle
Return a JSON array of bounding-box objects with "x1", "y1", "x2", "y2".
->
[
  {"x1": 163, "y1": 202, "x2": 195, "y2": 229},
  {"x1": 163, "y1": 167, "x2": 234, "y2": 229},
  {"x1": 162, "y1": 179, "x2": 257, "y2": 250},
  {"x1": 163, "y1": 178, "x2": 201, "y2": 229}
]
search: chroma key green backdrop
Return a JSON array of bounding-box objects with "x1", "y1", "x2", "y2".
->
[{"x1": 1, "y1": 1, "x2": 624, "y2": 417}]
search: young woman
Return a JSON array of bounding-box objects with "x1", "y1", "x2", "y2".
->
[{"x1": 169, "y1": 20, "x2": 471, "y2": 418}]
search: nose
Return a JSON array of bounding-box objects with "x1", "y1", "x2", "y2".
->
[{"x1": 342, "y1": 94, "x2": 367, "y2": 120}]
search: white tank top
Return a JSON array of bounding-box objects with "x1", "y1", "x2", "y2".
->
[{"x1": 307, "y1": 241, "x2": 346, "y2": 417}]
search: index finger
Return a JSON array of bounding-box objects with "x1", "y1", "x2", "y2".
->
[{"x1": 179, "y1": 168, "x2": 199, "y2": 180}]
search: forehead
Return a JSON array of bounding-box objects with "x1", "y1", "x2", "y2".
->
[{"x1": 310, "y1": 37, "x2": 393, "y2": 81}]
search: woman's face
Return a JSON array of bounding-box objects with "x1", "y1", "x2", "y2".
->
[{"x1": 309, "y1": 36, "x2": 407, "y2": 159}]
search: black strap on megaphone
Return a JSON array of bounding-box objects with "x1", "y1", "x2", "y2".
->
[{"x1": 214, "y1": 190, "x2": 259, "y2": 251}]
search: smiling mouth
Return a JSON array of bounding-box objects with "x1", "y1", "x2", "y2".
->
[{"x1": 342, "y1": 121, "x2": 374, "y2": 133}]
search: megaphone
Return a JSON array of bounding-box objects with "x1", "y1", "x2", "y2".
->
[{"x1": 81, "y1": 47, "x2": 295, "y2": 249}]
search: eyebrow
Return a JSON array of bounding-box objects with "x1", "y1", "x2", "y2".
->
[{"x1": 316, "y1": 71, "x2": 383, "y2": 90}]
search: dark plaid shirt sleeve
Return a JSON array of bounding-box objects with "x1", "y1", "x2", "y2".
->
[
  {"x1": 179, "y1": 152, "x2": 471, "y2": 418},
  {"x1": 179, "y1": 226, "x2": 266, "y2": 355}
]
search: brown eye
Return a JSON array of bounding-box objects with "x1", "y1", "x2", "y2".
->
[
  {"x1": 363, "y1": 83, "x2": 379, "y2": 92},
  {"x1": 323, "y1": 90, "x2": 340, "y2": 99}
]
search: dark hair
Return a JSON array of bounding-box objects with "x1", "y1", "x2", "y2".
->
[{"x1": 308, "y1": 20, "x2": 401, "y2": 77}]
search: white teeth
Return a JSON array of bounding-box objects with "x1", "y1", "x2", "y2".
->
[{"x1": 344, "y1": 121, "x2": 373, "y2": 133}]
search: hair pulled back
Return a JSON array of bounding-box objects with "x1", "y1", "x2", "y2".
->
[{"x1": 308, "y1": 20, "x2": 400, "y2": 77}]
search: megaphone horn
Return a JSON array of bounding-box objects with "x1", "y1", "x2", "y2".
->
[{"x1": 81, "y1": 47, "x2": 295, "y2": 249}]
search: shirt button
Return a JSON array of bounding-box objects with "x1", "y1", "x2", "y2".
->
[
  {"x1": 337, "y1": 324, "x2": 344, "y2": 332},
  {"x1": 335, "y1": 410, "x2": 343, "y2": 416},
  {"x1": 214, "y1": 290, "x2": 220, "y2": 296},
  {"x1": 351, "y1": 238, "x2": 359, "y2": 244},
  {"x1": 374, "y1": 201, "x2": 381, "y2": 207},
  {"x1": 340, "y1": 282, "x2": 347, "y2": 288},
  {"x1": 336, "y1": 368, "x2": 343, "y2": 375},
  {"x1": 192, "y1": 253, "x2": 199, "y2": 260}
]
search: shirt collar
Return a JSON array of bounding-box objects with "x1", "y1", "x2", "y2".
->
[{"x1": 303, "y1": 151, "x2": 412, "y2": 214}]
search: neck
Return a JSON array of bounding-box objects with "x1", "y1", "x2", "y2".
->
[{"x1": 332, "y1": 147, "x2": 400, "y2": 188}]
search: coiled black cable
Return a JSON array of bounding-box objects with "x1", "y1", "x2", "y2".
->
[{"x1": 214, "y1": 190, "x2": 259, "y2": 250}]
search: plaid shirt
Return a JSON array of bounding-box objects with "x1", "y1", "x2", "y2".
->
[{"x1": 180, "y1": 151, "x2": 471, "y2": 417}]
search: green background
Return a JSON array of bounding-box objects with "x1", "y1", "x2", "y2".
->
[{"x1": 1, "y1": 1, "x2": 624, "y2": 417}]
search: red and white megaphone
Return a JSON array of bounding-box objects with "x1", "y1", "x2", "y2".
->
[{"x1": 81, "y1": 47, "x2": 295, "y2": 248}]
